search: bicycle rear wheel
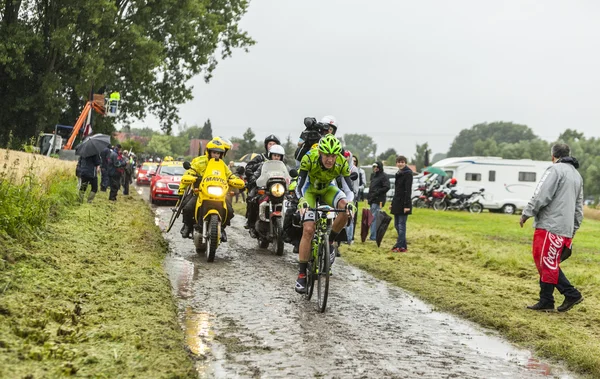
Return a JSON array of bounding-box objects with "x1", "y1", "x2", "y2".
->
[{"x1": 316, "y1": 239, "x2": 330, "y2": 313}]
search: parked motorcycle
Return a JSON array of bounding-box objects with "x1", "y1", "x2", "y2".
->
[
  {"x1": 181, "y1": 159, "x2": 245, "y2": 262},
  {"x1": 433, "y1": 187, "x2": 485, "y2": 213},
  {"x1": 412, "y1": 183, "x2": 443, "y2": 208},
  {"x1": 250, "y1": 160, "x2": 292, "y2": 255}
]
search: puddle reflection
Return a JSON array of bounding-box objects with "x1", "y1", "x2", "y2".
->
[{"x1": 184, "y1": 307, "x2": 214, "y2": 357}]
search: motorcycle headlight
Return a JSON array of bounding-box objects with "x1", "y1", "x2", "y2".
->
[
  {"x1": 270, "y1": 183, "x2": 285, "y2": 197},
  {"x1": 207, "y1": 186, "x2": 224, "y2": 196},
  {"x1": 156, "y1": 182, "x2": 167, "y2": 188}
]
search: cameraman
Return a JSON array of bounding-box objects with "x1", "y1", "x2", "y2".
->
[{"x1": 294, "y1": 115, "x2": 338, "y2": 167}]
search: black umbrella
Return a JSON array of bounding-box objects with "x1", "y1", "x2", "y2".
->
[
  {"x1": 75, "y1": 134, "x2": 111, "y2": 157},
  {"x1": 375, "y1": 210, "x2": 392, "y2": 248}
]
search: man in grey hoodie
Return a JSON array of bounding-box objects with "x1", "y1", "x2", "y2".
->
[{"x1": 520, "y1": 143, "x2": 584, "y2": 312}]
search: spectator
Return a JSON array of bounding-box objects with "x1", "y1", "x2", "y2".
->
[
  {"x1": 520, "y1": 143, "x2": 584, "y2": 312},
  {"x1": 107, "y1": 144, "x2": 127, "y2": 201},
  {"x1": 390, "y1": 155, "x2": 413, "y2": 252},
  {"x1": 345, "y1": 152, "x2": 360, "y2": 245},
  {"x1": 99, "y1": 145, "x2": 112, "y2": 191},
  {"x1": 368, "y1": 161, "x2": 390, "y2": 241},
  {"x1": 76, "y1": 154, "x2": 102, "y2": 203},
  {"x1": 352, "y1": 155, "x2": 366, "y2": 201}
]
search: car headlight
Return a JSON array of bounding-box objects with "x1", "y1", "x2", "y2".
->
[
  {"x1": 270, "y1": 183, "x2": 285, "y2": 197},
  {"x1": 207, "y1": 186, "x2": 223, "y2": 196},
  {"x1": 156, "y1": 182, "x2": 167, "y2": 188}
]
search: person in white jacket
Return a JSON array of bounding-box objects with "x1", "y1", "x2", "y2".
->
[{"x1": 520, "y1": 143, "x2": 584, "y2": 313}]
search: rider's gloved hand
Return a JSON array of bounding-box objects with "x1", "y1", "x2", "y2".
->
[
  {"x1": 298, "y1": 199, "x2": 310, "y2": 210},
  {"x1": 345, "y1": 202, "x2": 356, "y2": 215}
]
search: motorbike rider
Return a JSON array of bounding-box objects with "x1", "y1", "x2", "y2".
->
[
  {"x1": 245, "y1": 144, "x2": 285, "y2": 236},
  {"x1": 179, "y1": 137, "x2": 242, "y2": 241},
  {"x1": 244, "y1": 134, "x2": 281, "y2": 228},
  {"x1": 294, "y1": 134, "x2": 355, "y2": 294}
]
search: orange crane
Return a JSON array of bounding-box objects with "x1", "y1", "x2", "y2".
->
[{"x1": 63, "y1": 94, "x2": 107, "y2": 150}]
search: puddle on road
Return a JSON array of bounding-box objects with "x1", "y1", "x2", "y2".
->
[{"x1": 184, "y1": 307, "x2": 213, "y2": 357}]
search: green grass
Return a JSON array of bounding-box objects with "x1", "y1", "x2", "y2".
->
[
  {"x1": 0, "y1": 194, "x2": 195, "y2": 378},
  {"x1": 344, "y1": 205, "x2": 600, "y2": 377}
]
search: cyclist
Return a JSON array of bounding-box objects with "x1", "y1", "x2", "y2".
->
[
  {"x1": 294, "y1": 134, "x2": 355, "y2": 294},
  {"x1": 179, "y1": 137, "x2": 241, "y2": 241}
]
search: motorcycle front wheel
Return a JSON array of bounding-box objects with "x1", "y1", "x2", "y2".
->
[
  {"x1": 274, "y1": 217, "x2": 284, "y2": 256},
  {"x1": 469, "y1": 202, "x2": 483, "y2": 214},
  {"x1": 206, "y1": 214, "x2": 219, "y2": 262},
  {"x1": 433, "y1": 199, "x2": 447, "y2": 211}
]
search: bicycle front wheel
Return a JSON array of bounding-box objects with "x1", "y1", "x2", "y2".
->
[{"x1": 317, "y1": 239, "x2": 330, "y2": 313}]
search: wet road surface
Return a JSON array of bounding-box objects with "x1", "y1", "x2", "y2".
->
[{"x1": 138, "y1": 185, "x2": 575, "y2": 379}]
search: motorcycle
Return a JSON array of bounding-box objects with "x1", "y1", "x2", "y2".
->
[
  {"x1": 412, "y1": 183, "x2": 442, "y2": 208},
  {"x1": 180, "y1": 159, "x2": 245, "y2": 262},
  {"x1": 250, "y1": 160, "x2": 292, "y2": 255},
  {"x1": 433, "y1": 187, "x2": 485, "y2": 213}
]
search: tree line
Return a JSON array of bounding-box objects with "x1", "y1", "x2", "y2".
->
[{"x1": 0, "y1": 0, "x2": 254, "y2": 148}]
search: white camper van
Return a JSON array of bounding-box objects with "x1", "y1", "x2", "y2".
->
[{"x1": 432, "y1": 157, "x2": 551, "y2": 214}]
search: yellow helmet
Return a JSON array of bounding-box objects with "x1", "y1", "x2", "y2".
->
[
  {"x1": 213, "y1": 136, "x2": 232, "y2": 156},
  {"x1": 205, "y1": 138, "x2": 226, "y2": 158}
]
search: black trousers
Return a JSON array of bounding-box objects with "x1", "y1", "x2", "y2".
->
[
  {"x1": 80, "y1": 175, "x2": 98, "y2": 193},
  {"x1": 109, "y1": 173, "x2": 122, "y2": 201},
  {"x1": 539, "y1": 269, "x2": 581, "y2": 305}
]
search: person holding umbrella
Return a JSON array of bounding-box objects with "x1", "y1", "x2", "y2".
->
[
  {"x1": 75, "y1": 134, "x2": 112, "y2": 203},
  {"x1": 76, "y1": 154, "x2": 102, "y2": 203},
  {"x1": 390, "y1": 155, "x2": 413, "y2": 252}
]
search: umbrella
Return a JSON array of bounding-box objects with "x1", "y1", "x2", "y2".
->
[
  {"x1": 238, "y1": 153, "x2": 260, "y2": 163},
  {"x1": 360, "y1": 208, "x2": 374, "y2": 243},
  {"x1": 75, "y1": 134, "x2": 111, "y2": 157},
  {"x1": 375, "y1": 210, "x2": 392, "y2": 248},
  {"x1": 423, "y1": 166, "x2": 446, "y2": 177}
]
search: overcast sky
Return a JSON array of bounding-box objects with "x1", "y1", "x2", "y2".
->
[{"x1": 133, "y1": 0, "x2": 600, "y2": 158}]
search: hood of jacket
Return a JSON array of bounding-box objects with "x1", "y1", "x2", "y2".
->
[{"x1": 558, "y1": 156, "x2": 579, "y2": 169}]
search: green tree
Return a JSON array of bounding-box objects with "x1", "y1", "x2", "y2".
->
[
  {"x1": 431, "y1": 152, "x2": 447, "y2": 164},
  {"x1": 411, "y1": 143, "x2": 430, "y2": 172},
  {"x1": 178, "y1": 124, "x2": 203, "y2": 141},
  {"x1": 343, "y1": 134, "x2": 377, "y2": 163},
  {"x1": 0, "y1": 0, "x2": 254, "y2": 147},
  {"x1": 145, "y1": 135, "x2": 174, "y2": 157},
  {"x1": 448, "y1": 122, "x2": 536, "y2": 157},
  {"x1": 377, "y1": 148, "x2": 397, "y2": 162},
  {"x1": 283, "y1": 135, "x2": 296, "y2": 158},
  {"x1": 199, "y1": 119, "x2": 213, "y2": 139},
  {"x1": 231, "y1": 128, "x2": 258, "y2": 157}
]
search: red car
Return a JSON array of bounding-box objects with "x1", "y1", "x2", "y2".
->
[
  {"x1": 136, "y1": 162, "x2": 158, "y2": 185},
  {"x1": 149, "y1": 161, "x2": 187, "y2": 204}
]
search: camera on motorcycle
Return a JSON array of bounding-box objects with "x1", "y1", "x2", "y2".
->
[
  {"x1": 288, "y1": 168, "x2": 298, "y2": 178},
  {"x1": 350, "y1": 172, "x2": 358, "y2": 181},
  {"x1": 183, "y1": 161, "x2": 191, "y2": 170}
]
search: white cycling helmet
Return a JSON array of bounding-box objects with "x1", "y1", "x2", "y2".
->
[
  {"x1": 268, "y1": 144, "x2": 285, "y2": 159},
  {"x1": 320, "y1": 115, "x2": 338, "y2": 135}
]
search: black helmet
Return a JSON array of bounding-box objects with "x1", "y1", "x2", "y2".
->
[{"x1": 264, "y1": 134, "x2": 281, "y2": 152}]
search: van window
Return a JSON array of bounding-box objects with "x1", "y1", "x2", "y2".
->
[
  {"x1": 465, "y1": 173, "x2": 481, "y2": 181},
  {"x1": 519, "y1": 172, "x2": 537, "y2": 182},
  {"x1": 489, "y1": 170, "x2": 496, "y2": 182}
]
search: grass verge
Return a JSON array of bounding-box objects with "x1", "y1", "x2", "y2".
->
[
  {"x1": 0, "y1": 190, "x2": 195, "y2": 377},
  {"x1": 343, "y1": 205, "x2": 600, "y2": 377}
]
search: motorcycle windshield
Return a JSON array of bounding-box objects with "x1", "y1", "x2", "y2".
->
[{"x1": 256, "y1": 160, "x2": 291, "y2": 188}]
